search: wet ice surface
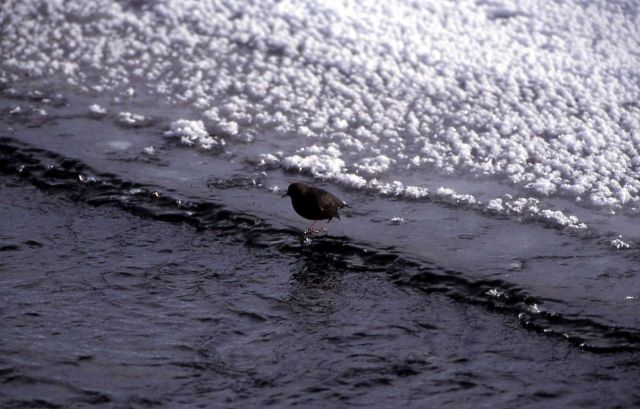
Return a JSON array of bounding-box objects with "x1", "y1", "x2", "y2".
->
[
  {"x1": 2, "y1": 180, "x2": 640, "y2": 408},
  {"x1": 2, "y1": 97, "x2": 640, "y2": 346}
]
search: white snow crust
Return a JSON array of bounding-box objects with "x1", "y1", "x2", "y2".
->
[
  {"x1": 2, "y1": 0, "x2": 639, "y2": 225},
  {"x1": 117, "y1": 111, "x2": 147, "y2": 126},
  {"x1": 164, "y1": 119, "x2": 224, "y2": 149},
  {"x1": 89, "y1": 104, "x2": 107, "y2": 115}
]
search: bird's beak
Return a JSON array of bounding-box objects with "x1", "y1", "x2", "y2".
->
[{"x1": 281, "y1": 192, "x2": 288, "y2": 198}]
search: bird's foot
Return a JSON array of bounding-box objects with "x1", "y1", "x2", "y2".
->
[{"x1": 304, "y1": 226, "x2": 328, "y2": 236}]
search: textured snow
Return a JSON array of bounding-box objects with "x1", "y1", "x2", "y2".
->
[
  {"x1": 490, "y1": 195, "x2": 587, "y2": 229},
  {"x1": 117, "y1": 112, "x2": 147, "y2": 126},
  {"x1": 89, "y1": 104, "x2": 107, "y2": 115},
  {"x1": 366, "y1": 180, "x2": 429, "y2": 199},
  {"x1": 258, "y1": 153, "x2": 281, "y2": 167},
  {"x1": 538, "y1": 209, "x2": 587, "y2": 229},
  {"x1": 389, "y1": 216, "x2": 406, "y2": 225},
  {"x1": 487, "y1": 198, "x2": 504, "y2": 212},
  {"x1": 282, "y1": 144, "x2": 345, "y2": 177},
  {"x1": 164, "y1": 119, "x2": 224, "y2": 149},
  {"x1": 611, "y1": 237, "x2": 631, "y2": 250},
  {"x1": 1, "y1": 0, "x2": 639, "y2": 225},
  {"x1": 436, "y1": 187, "x2": 477, "y2": 205}
]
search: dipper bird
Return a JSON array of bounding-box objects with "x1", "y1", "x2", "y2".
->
[{"x1": 282, "y1": 182, "x2": 350, "y2": 235}]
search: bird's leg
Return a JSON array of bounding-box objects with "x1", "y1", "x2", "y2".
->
[
  {"x1": 321, "y1": 218, "x2": 333, "y2": 231},
  {"x1": 319, "y1": 219, "x2": 330, "y2": 232},
  {"x1": 304, "y1": 221, "x2": 329, "y2": 236},
  {"x1": 304, "y1": 221, "x2": 318, "y2": 236}
]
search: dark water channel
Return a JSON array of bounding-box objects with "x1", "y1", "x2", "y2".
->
[{"x1": 1, "y1": 149, "x2": 639, "y2": 408}]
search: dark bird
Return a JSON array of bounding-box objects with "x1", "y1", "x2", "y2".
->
[{"x1": 282, "y1": 182, "x2": 350, "y2": 235}]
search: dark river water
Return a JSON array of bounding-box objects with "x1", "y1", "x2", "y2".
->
[{"x1": 1, "y1": 130, "x2": 639, "y2": 408}]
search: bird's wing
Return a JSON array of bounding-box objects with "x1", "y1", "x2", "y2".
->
[{"x1": 318, "y1": 194, "x2": 340, "y2": 217}]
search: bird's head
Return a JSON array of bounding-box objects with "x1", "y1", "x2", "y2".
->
[{"x1": 282, "y1": 182, "x2": 307, "y2": 198}]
